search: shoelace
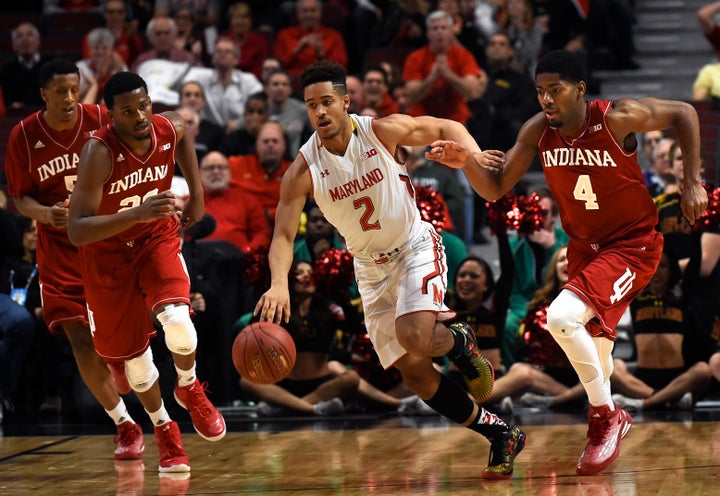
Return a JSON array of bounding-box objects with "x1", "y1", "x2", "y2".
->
[
  {"x1": 587, "y1": 414, "x2": 612, "y2": 444},
  {"x1": 187, "y1": 381, "x2": 213, "y2": 417},
  {"x1": 158, "y1": 426, "x2": 185, "y2": 458}
]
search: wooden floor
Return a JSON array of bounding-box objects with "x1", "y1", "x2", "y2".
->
[{"x1": 2, "y1": 409, "x2": 720, "y2": 495}]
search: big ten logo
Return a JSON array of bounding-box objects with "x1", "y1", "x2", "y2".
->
[{"x1": 360, "y1": 148, "x2": 378, "y2": 161}]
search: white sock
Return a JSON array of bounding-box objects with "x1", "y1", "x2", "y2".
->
[
  {"x1": 146, "y1": 401, "x2": 172, "y2": 427},
  {"x1": 105, "y1": 399, "x2": 134, "y2": 425},
  {"x1": 175, "y1": 363, "x2": 197, "y2": 387},
  {"x1": 584, "y1": 375, "x2": 613, "y2": 409}
]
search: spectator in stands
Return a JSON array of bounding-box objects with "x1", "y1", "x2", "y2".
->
[
  {"x1": 131, "y1": 16, "x2": 199, "y2": 72},
  {"x1": 77, "y1": 28, "x2": 128, "y2": 104},
  {"x1": 43, "y1": 0, "x2": 101, "y2": 14},
  {"x1": 172, "y1": 6, "x2": 210, "y2": 67},
  {"x1": 402, "y1": 10, "x2": 485, "y2": 124},
  {"x1": 260, "y1": 57, "x2": 281, "y2": 83},
  {"x1": 611, "y1": 250, "x2": 712, "y2": 411},
  {"x1": 644, "y1": 137, "x2": 675, "y2": 198},
  {"x1": 655, "y1": 142, "x2": 720, "y2": 370},
  {"x1": 293, "y1": 201, "x2": 345, "y2": 264},
  {"x1": 154, "y1": 0, "x2": 220, "y2": 28},
  {"x1": 182, "y1": 36, "x2": 264, "y2": 133},
  {"x1": 274, "y1": 0, "x2": 348, "y2": 78},
  {"x1": 266, "y1": 69, "x2": 308, "y2": 156},
  {"x1": 176, "y1": 105, "x2": 206, "y2": 164},
  {"x1": 498, "y1": 0, "x2": 546, "y2": 76},
  {"x1": 437, "y1": 0, "x2": 488, "y2": 68},
  {"x1": 223, "y1": 2, "x2": 269, "y2": 80},
  {"x1": 638, "y1": 130, "x2": 664, "y2": 171},
  {"x1": 697, "y1": 2, "x2": 720, "y2": 59},
  {"x1": 178, "y1": 80, "x2": 225, "y2": 154},
  {"x1": 218, "y1": 91, "x2": 269, "y2": 157},
  {"x1": 0, "y1": 23, "x2": 53, "y2": 111},
  {"x1": 467, "y1": 32, "x2": 540, "y2": 152},
  {"x1": 361, "y1": 64, "x2": 399, "y2": 117},
  {"x1": 227, "y1": 121, "x2": 292, "y2": 225},
  {"x1": 692, "y1": 59, "x2": 720, "y2": 109},
  {"x1": 345, "y1": 75, "x2": 365, "y2": 114},
  {"x1": 199, "y1": 151, "x2": 271, "y2": 254},
  {"x1": 83, "y1": 0, "x2": 144, "y2": 68},
  {"x1": 504, "y1": 187, "x2": 569, "y2": 367}
]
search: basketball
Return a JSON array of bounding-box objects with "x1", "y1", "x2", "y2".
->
[{"x1": 232, "y1": 321, "x2": 296, "y2": 384}]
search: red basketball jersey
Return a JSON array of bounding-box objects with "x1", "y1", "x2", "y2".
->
[
  {"x1": 88, "y1": 113, "x2": 177, "y2": 243},
  {"x1": 5, "y1": 103, "x2": 107, "y2": 245},
  {"x1": 538, "y1": 100, "x2": 658, "y2": 248}
]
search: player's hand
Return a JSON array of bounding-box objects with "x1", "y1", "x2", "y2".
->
[
  {"x1": 137, "y1": 190, "x2": 177, "y2": 222},
  {"x1": 47, "y1": 199, "x2": 70, "y2": 228},
  {"x1": 254, "y1": 286, "x2": 291, "y2": 324},
  {"x1": 426, "y1": 140, "x2": 470, "y2": 169},
  {"x1": 681, "y1": 181, "x2": 709, "y2": 226},
  {"x1": 474, "y1": 149, "x2": 505, "y2": 174},
  {"x1": 179, "y1": 193, "x2": 204, "y2": 229}
]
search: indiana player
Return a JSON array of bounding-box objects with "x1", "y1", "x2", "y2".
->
[
  {"x1": 67, "y1": 72, "x2": 225, "y2": 473},
  {"x1": 428, "y1": 49, "x2": 708, "y2": 475},
  {"x1": 5, "y1": 59, "x2": 143, "y2": 459},
  {"x1": 254, "y1": 60, "x2": 526, "y2": 480}
]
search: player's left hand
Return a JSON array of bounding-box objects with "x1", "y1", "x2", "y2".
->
[
  {"x1": 426, "y1": 140, "x2": 470, "y2": 169},
  {"x1": 681, "y1": 181, "x2": 709, "y2": 225},
  {"x1": 179, "y1": 194, "x2": 204, "y2": 229}
]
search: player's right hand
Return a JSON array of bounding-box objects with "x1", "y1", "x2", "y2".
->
[
  {"x1": 48, "y1": 199, "x2": 70, "y2": 228},
  {"x1": 254, "y1": 286, "x2": 291, "y2": 324},
  {"x1": 137, "y1": 190, "x2": 177, "y2": 222}
]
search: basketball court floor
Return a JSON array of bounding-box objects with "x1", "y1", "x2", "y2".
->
[{"x1": 2, "y1": 402, "x2": 719, "y2": 495}]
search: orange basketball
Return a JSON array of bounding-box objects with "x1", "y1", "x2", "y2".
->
[{"x1": 232, "y1": 321, "x2": 296, "y2": 384}]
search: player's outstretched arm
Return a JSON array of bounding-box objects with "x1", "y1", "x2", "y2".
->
[{"x1": 254, "y1": 156, "x2": 311, "y2": 324}]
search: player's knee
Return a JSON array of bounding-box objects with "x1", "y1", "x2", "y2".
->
[
  {"x1": 546, "y1": 290, "x2": 588, "y2": 339},
  {"x1": 157, "y1": 305, "x2": 197, "y2": 355},
  {"x1": 125, "y1": 348, "x2": 159, "y2": 393}
]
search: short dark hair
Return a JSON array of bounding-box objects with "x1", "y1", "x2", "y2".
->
[
  {"x1": 103, "y1": 71, "x2": 148, "y2": 109},
  {"x1": 535, "y1": 49, "x2": 586, "y2": 84},
  {"x1": 299, "y1": 60, "x2": 347, "y2": 94},
  {"x1": 38, "y1": 58, "x2": 80, "y2": 88},
  {"x1": 362, "y1": 64, "x2": 389, "y2": 86},
  {"x1": 454, "y1": 256, "x2": 496, "y2": 303}
]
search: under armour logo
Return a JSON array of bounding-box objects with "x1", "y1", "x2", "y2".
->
[{"x1": 319, "y1": 169, "x2": 330, "y2": 177}]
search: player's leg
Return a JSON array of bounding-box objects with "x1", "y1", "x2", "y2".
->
[
  {"x1": 63, "y1": 320, "x2": 143, "y2": 460},
  {"x1": 394, "y1": 353, "x2": 525, "y2": 480},
  {"x1": 125, "y1": 347, "x2": 188, "y2": 472},
  {"x1": 156, "y1": 303, "x2": 226, "y2": 441},
  {"x1": 546, "y1": 290, "x2": 631, "y2": 475}
]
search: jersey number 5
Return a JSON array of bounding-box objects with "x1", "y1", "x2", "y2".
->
[{"x1": 573, "y1": 175, "x2": 599, "y2": 210}]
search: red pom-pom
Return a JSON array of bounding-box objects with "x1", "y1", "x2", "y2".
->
[
  {"x1": 241, "y1": 247, "x2": 271, "y2": 291},
  {"x1": 414, "y1": 185, "x2": 446, "y2": 232},
  {"x1": 522, "y1": 304, "x2": 570, "y2": 368},
  {"x1": 312, "y1": 248, "x2": 355, "y2": 296},
  {"x1": 486, "y1": 192, "x2": 547, "y2": 236},
  {"x1": 692, "y1": 182, "x2": 720, "y2": 232}
]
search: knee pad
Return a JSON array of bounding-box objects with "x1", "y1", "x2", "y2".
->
[
  {"x1": 546, "y1": 289, "x2": 593, "y2": 339},
  {"x1": 125, "y1": 348, "x2": 159, "y2": 393},
  {"x1": 157, "y1": 305, "x2": 197, "y2": 355}
]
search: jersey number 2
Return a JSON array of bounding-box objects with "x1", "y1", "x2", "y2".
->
[{"x1": 573, "y1": 175, "x2": 599, "y2": 210}]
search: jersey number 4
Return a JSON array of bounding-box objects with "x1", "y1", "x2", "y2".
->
[{"x1": 573, "y1": 175, "x2": 599, "y2": 210}]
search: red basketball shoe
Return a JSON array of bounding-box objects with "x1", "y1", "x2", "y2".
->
[
  {"x1": 174, "y1": 378, "x2": 226, "y2": 441},
  {"x1": 114, "y1": 421, "x2": 144, "y2": 460},
  {"x1": 154, "y1": 421, "x2": 190, "y2": 473},
  {"x1": 108, "y1": 361, "x2": 131, "y2": 395},
  {"x1": 576, "y1": 404, "x2": 632, "y2": 475}
]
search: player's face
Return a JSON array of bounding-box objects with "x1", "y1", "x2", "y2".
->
[
  {"x1": 304, "y1": 82, "x2": 350, "y2": 141},
  {"x1": 41, "y1": 73, "x2": 81, "y2": 123},
  {"x1": 535, "y1": 73, "x2": 585, "y2": 131},
  {"x1": 555, "y1": 247, "x2": 569, "y2": 284},
  {"x1": 455, "y1": 260, "x2": 488, "y2": 303},
  {"x1": 109, "y1": 88, "x2": 153, "y2": 141}
]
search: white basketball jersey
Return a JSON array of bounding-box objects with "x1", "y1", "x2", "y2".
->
[{"x1": 301, "y1": 115, "x2": 424, "y2": 257}]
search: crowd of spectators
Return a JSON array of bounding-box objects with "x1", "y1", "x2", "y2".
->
[{"x1": 2, "y1": 0, "x2": 720, "y2": 423}]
